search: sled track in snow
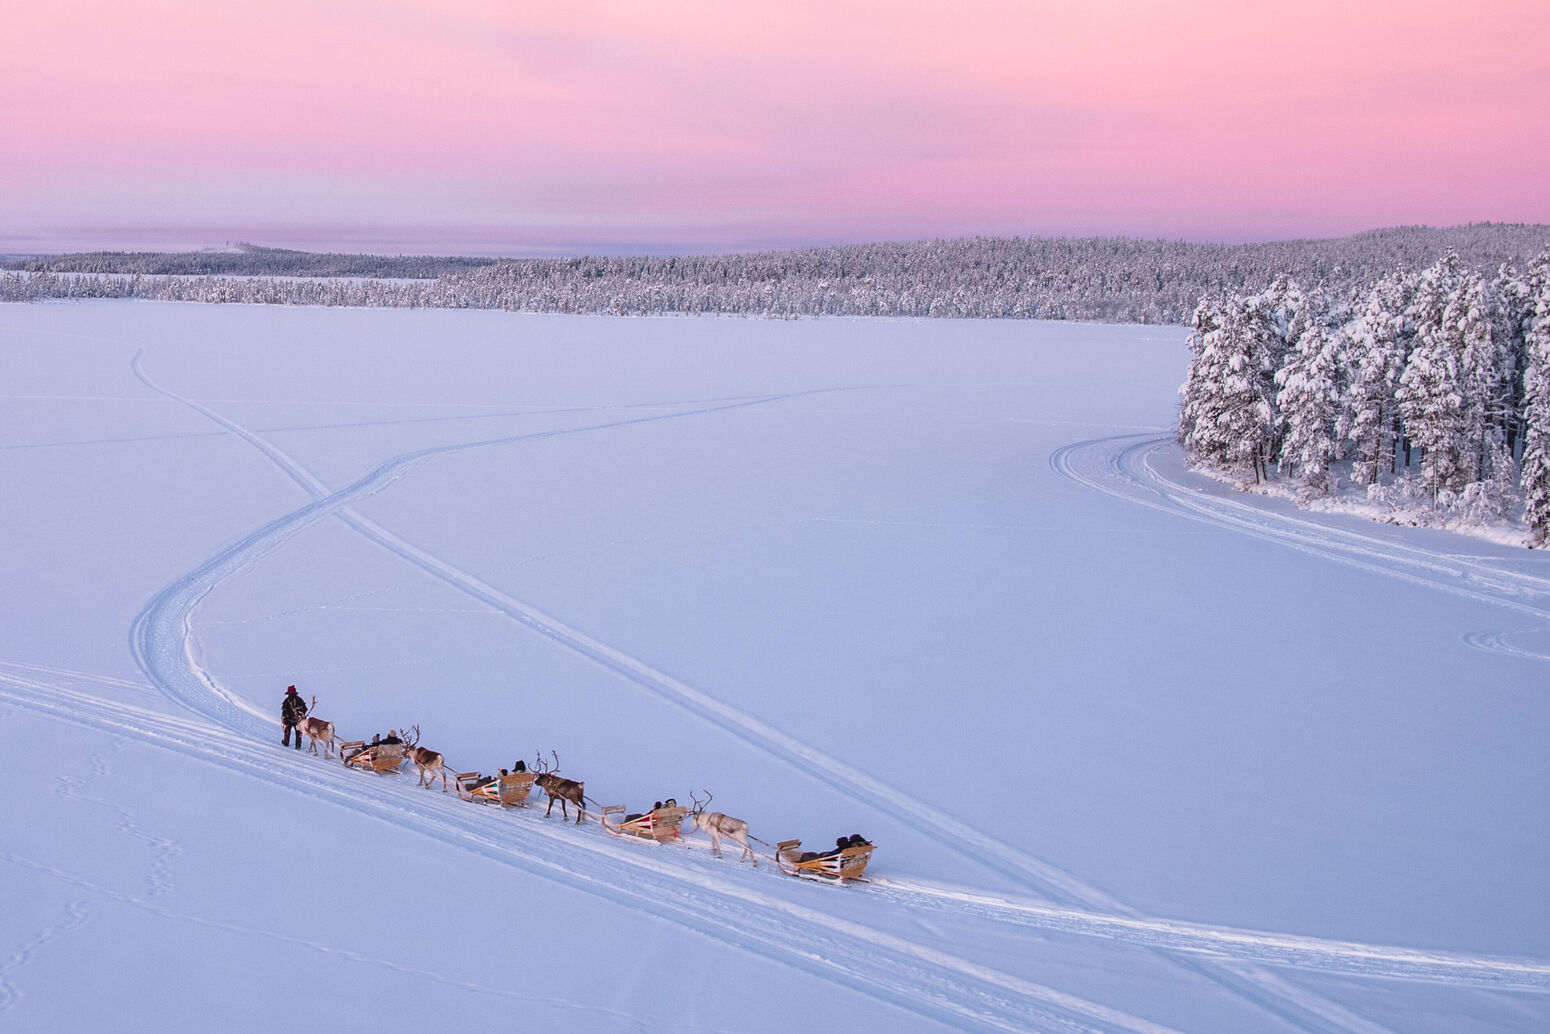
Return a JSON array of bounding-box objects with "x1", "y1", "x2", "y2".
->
[
  {"x1": 0, "y1": 669, "x2": 1171, "y2": 1034},
  {"x1": 117, "y1": 355, "x2": 1549, "y2": 1032},
  {"x1": 869, "y1": 876, "x2": 1550, "y2": 993},
  {"x1": 1047, "y1": 433, "x2": 1550, "y2": 1017},
  {"x1": 123, "y1": 356, "x2": 1494, "y2": 1033},
  {"x1": 119, "y1": 358, "x2": 1174, "y2": 1034},
  {"x1": 1050, "y1": 434, "x2": 1550, "y2": 627},
  {"x1": 1460, "y1": 628, "x2": 1550, "y2": 662},
  {"x1": 5, "y1": 668, "x2": 1549, "y2": 1007},
  {"x1": 127, "y1": 352, "x2": 1149, "y2": 912}
]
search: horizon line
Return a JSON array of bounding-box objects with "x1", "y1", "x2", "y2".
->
[{"x1": 6, "y1": 220, "x2": 1549, "y2": 262}]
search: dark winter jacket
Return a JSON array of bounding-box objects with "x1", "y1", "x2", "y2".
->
[{"x1": 281, "y1": 692, "x2": 308, "y2": 725}]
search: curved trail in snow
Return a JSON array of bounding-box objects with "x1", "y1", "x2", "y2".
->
[
  {"x1": 1050, "y1": 434, "x2": 1550, "y2": 629},
  {"x1": 116, "y1": 355, "x2": 1547, "y2": 1032},
  {"x1": 123, "y1": 356, "x2": 1448, "y2": 1033},
  {"x1": 127, "y1": 351, "x2": 804, "y2": 734},
  {"x1": 127, "y1": 351, "x2": 1137, "y2": 912},
  {"x1": 119, "y1": 357, "x2": 1173, "y2": 1033},
  {"x1": 1046, "y1": 434, "x2": 1550, "y2": 1013},
  {"x1": 1461, "y1": 628, "x2": 1550, "y2": 662}
]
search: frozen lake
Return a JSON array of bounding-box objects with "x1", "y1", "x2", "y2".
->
[{"x1": 2, "y1": 300, "x2": 1546, "y2": 1032}]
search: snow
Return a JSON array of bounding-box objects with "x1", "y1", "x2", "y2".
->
[
  {"x1": 2, "y1": 300, "x2": 1547, "y2": 1033},
  {"x1": 1184, "y1": 462, "x2": 1536, "y2": 549}
]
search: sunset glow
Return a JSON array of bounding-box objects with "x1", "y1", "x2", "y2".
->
[{"x1": 4, "y1": 0, "x2": 1546, "y2": 253}]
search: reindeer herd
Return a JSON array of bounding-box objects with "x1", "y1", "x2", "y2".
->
[{"x1": 285, "y1": 694, "x2": 871, "y2": 880}]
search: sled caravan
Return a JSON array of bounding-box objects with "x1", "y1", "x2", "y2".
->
[{"x1": 305, "y1": 707, "x2": 874, "y2": 882}]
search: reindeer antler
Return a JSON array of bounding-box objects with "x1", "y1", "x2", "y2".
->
[
  {"x1": 690, "y1": 789, "x2": 712, "y2": 814},
  {"x1": 403, "y1": 724, "x2": 421, "y2": 748}
]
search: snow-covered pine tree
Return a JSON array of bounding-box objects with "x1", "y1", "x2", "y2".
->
[
  {"x1": 1398, "y1": 254, "x2": 1471, "y2": 500},
  {"x1": 1220, "y1": 292, "x2": 1280, "y2": 481},
  {"x1": 1456, "y1": 271, "x2": 1510, "y2": 485},
  {"x1": 1254, "y1": 277, "x2": 1302, "y2": 468},
  {"x1": 1485, "y1": 436, "x2": 1519, "y2": 521},
  {"x1": 1341, "y1": 272, "x2": 1413, "y2": 484},
  {"x1": 1179, "y1": 292, "x2": 1278, "y2": 480},
  {"x1": 1274, "y1": 309, "x2": 1344, "y2": 494},
  {"x1": 1495, "y1": 253, "x2": 1550, "y2": 460},
  {"x1": 1495, "y1": 265, "x2": 1533, "y2": 457},
  {"x1": 1520, "y1": 275, "x2": 1550, "y2": 544},
  {"x1": 1178, "y1": 295, "x2": 1226, "y2": 457}
]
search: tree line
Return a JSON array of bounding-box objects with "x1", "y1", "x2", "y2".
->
[
  {"x1": 1177, "y1": 252, "x2": 1550, "y2": 541},
  {"x1": 6, "y1": 224, "x2": 1548, "y2": 325},
  {"x1": 4, "y1": 243, "x2": 495, "y2": 279}
]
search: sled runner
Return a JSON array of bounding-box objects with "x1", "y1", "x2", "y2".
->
[
  {"x1": 775, "y1": 837, "x2": 875, "y2": 882},
  {"x1": 600, "y1": 800, "x2": 690, "y2": 842},
  {"x1": 340, "y1": 741, "x2": 406, "y2": 775},
  {"x1": 454, "y1": 769, "x2": 537, "y2": 808}
]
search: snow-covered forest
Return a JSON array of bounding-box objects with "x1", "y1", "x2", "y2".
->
[
  {"x1": 1, "y1": 244, "x2": 495, "y2": 279},
  {"x1": 6, "y1": 224, "x2": 1547, "y2": 324},
  {"x1": 1177, "y1": 251, "x2": 1550, "y2": 541}
]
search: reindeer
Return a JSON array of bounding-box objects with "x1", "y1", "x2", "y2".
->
[
  {"x1": 403, "y1": 725, "x2": 449, "y2": 792},
  {"x1": 533, "y1": 750, "x2": 587, "y2": 823},
  {"x1": 686, "y1": 790, "x2": 757, "y2": 866},
  {"x1": 298, "y1": 696, "x2": 336, "y2": 758}
]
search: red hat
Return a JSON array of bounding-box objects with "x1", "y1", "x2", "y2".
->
[{"x1": 286, "y1": 685, "x2": 297, "y2": 693}]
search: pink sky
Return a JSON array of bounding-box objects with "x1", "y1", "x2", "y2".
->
[{"x1": 3, "y1": 0, "x2": 1546, "y2": 254}]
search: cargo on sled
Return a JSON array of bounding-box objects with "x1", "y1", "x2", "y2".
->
[
  {"x1": 775, "y1": 834, "x2": 874, "y2": 881},
  {"x1": 454, "y1": 767, "x2": 538, "y2": 808},
  {"x1": 601, "y1": 797, "x2": 690, "y2": 842}
]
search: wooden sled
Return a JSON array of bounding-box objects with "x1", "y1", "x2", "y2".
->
[
  {"x1": 776, "y1": 839, "x2": 875, "y2": 882},
  {"x1": 340, "y1": 741, "x2": 406, "y2": 774},
  {"x1": 454, "y1": 770, "x2": 537, "y2": 808},
  {"x1": 600, "y1": 801, "x2": 690, "y2": 842}
]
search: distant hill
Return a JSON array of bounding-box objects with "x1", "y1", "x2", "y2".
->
[
  {"x1": 6, "y1": 225, "x2": 1547, "y2": 324},
  {"x1": 3, "y1": 242, "x2": 497, "y2": 279}
]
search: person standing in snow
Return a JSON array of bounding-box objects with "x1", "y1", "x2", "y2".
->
[{"x1": 281, "y1": 685, "x2": 308, "y2": 749}]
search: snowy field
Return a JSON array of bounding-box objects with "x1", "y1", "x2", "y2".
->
[{"x1": 2, "y1": 300, "x2": 1547, "y2": 1033}]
